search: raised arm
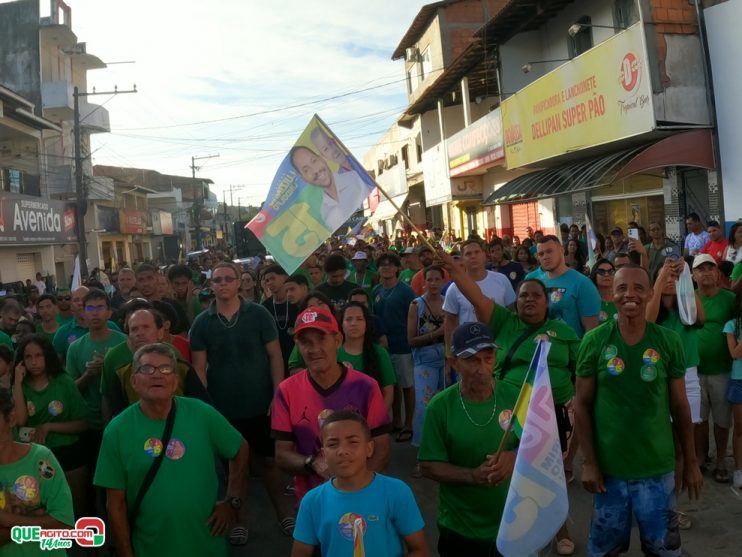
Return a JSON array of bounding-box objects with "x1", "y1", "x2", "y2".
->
[{"x1": 438, "y1": 249, "x2": 495, "y2": 322}]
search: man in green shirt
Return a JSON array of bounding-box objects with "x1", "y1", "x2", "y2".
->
[
  {"x1": 418, "y1": 322, "x2": 518, "y2": 556},
  {"x1": 575, "y1": 265, "x2": 702, "y2": 556},
  {"x1": 66, "y1": 289, "x2": 127, "y2": 492},
  {"x1": 692, "y1": 253, "x2": 736, "y2": 481},
  {"x1": 399, "y1": 247, "x2": 421, "y2": 286},
  {"x1": 36, "y1": 294, "x2": 61, "y2": 344},
  {"x1": 54, "y1": 289, "x2": 74, "y2": 325},
  {"x1": 95, "y1": 343, "x2": 249, "y2": 557}
]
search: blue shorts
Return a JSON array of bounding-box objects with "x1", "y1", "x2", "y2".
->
[
  {"x1": 727, "y1": 378, "x2": 742, "y2": 404},
  {"x1": 589, "y1": 473, "x2": 680, "y2": 557}
]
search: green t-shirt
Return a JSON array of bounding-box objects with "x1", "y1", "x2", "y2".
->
[
  {"x1": 101, "y1": 341, "x2": 133, "y2": 398},
  {"x1": 0, "y1": 330, "x2": 12, "y2": 350},
  {"x1": 18, "y1": 374, "x2": 88, "y2": 448},
  {"x1": 697, "y1": 289, "x2": 736, "y2": 375},
  {"x1": 288, "y1": 344, "x2": 396, "y2": 387},
  {"x1": 66, "y1": 330, "x2": 128, "y2": 430},
  {"x1": 289, "y1": 344, "x2": 397, "y2": 387},
  {"x1": 599, "y1": 300, "x2": 617, "y2": 323},
  {"x1": 189, "y1": 301, "x2": 278, "y2": 420},
  {"x1": 576, "y1": 320, "x2": 685, "y2": 479},
  {"x1": 0, "y1": 444, "x2": 73, "y2": 556},
  {"x1": 731, "y1": 262, "x2": 742, "y2": 282},
  {"x1": 52, "y1": 318, "x2": 121, "y2": 359},
  {"x1": 54, "y1": 313, "x2": 74, "y2": 326},
  {"x1": 417, "y1": 381, "x2": 519, "y2": 541},
  {"x1": 35, "y1": 323, "x2": 60, "y2": 345},
  {"x1": 488, "y1": 305, "x2": 579, "y2": 404},
  {"x1": 399, "y1": 268, "x2": 416, "y2": 286},
  {"x1": 94, "y1": 397, "x2": 243, "y2": 557},
  {"x1": 659, "y1": 310, "x2": 700, "y2": 369}
]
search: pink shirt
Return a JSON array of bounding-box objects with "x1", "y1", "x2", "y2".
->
[{"x1": 271, "y1": 365, "x2": 391, "y2": 502}]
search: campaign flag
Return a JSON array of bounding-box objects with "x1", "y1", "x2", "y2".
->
[
  {"x1": 246, "y1": 115, "x2": 376, "y2": 274},
  {"x1": 352, "y1": 517, "x2": 365, "y2": 557},
  {"x1": 585, "y1": 213, "x2": 598, "y2": 270},
  {"x1": 496, "y1": 340, "x2": 568, "y2": 557},
  {"x1": 510, "y1": 341, "x2": 550, "y2": 439},
  {"x1": 71, "y1": 255, "x2": 82, "y2": 291}
]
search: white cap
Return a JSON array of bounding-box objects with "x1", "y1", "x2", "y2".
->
[{"x1": 352, "y1": 251, "x2": 368, "y2": 260}]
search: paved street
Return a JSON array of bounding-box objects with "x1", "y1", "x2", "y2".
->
[{"x1": 235, "y1": 444, "x2": 742, "y2": 556}]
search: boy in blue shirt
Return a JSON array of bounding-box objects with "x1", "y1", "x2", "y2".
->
[{"x1": 292, "y1": 411, "x2": 428, "y2": 557}]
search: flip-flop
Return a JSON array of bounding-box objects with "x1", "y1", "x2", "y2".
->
[
  {"x1": 714, "y1": 468, "x2": 729, "y2": 483},
  {"x1": 279, "y1": 516, "x2": 296, "y2": 536},
  {"x1": 677, "y1": 511, "x2": 692, "y2": 530},
  {"x1": 229, "y1": 525, "x2": 248, "y2": 546},
  {"x1": 396, "y1": 429, "x2": 413, "y2": 443},
  {"x1": 556, "y1": 538, "x2": 575, "y2": 556}
]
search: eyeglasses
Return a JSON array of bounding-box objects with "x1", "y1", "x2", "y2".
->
[
  {"x1": 135, "y1": 364, "x2": 175, "y2": 375},
  {"x1": 84, "y1": 305, "x2": 109, "y2": 313},
  {"x1": 212, "y1": 276, "x2": 237, "y2": 284},
  {"x1": 595, "y1": 268, "x2": 615, "y2": 276}
]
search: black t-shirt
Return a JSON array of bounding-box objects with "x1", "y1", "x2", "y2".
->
[
  {"x1": 314, "y1": 281, "x2": 359, "y2": 313},
  {"x1": 262, "y1": 297, "x2": 299, "y2": 378}
]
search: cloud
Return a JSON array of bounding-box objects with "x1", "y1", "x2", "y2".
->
[{"x1": 61, "y1": 0, "x2": 430, "y2": 205}]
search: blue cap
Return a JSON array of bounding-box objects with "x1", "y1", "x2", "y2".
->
[{"x1": 451, "y1": 322, "x2": 497, "y2": 359}]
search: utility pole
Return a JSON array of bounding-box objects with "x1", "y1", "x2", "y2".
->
[
  {"x1": 74, "y1": 85, "x2": 136, "y2": 280},
  {"x1": 222, "y1": 190, "x2": 229, "y2": 246},
  {"x1": 190, "y1": 154, "x2": 219, "y2": 250}
]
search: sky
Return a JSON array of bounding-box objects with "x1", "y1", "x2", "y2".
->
[{"x1": 49, "y1": 0, "x2": 431, "y2": 207}]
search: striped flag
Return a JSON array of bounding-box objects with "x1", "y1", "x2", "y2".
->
[
  {"x1": 510, "y1": 341, "x2": 550, "y2": 439},
  {"x1": 352, "y1": 517, "x2": 365, "y2": 557},
  {"x1": 496, "y1": 340, "x2": 568, "y2": 557}
]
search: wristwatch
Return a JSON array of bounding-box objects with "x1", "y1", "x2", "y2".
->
[
  {"x1": 228, "y1": 496, "x2": 242, "y2": 510},
  {"x1": 304, "y1": 454, "x2": 316, "y2": 474}
]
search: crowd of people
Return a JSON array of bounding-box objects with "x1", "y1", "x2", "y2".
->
[{"x1": 0, "y1": 214, "x2": 740, "y2": 556}]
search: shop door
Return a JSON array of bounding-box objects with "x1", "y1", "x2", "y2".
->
[
  {"x1": 511, "y1": 202, "x2": 540, "y2": 238},
  {"x1": 16, "y1": 254, "x2": 37, "y2": 283}
]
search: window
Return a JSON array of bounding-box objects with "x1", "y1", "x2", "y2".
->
[
  {"x1": 420, "y1": 47, "x2": 432, "y2": 81},
  {"x1": 401, "y1": 145, "x2": 409, "y2": 170},
  {"x1": 416, "y1": 141, "x2": 423, "y2": 163},
  {"x1": 406, "y1": 67, "x2": 418, "y2": 94},
  {"x1": 568, "y1": 16, "x2": 593, "y2": 58},
  {"x1": 6, "y1": 169, "x2": 21, "y2": 193},
  {"x1": 614, "y1": 0, "x2": 639, "y2": 29}
]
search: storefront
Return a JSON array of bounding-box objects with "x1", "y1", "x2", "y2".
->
[{"x1": 0, "y1": 192, "x2": 77, "y2": 287}]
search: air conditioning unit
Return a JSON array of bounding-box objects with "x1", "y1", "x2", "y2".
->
[{"x1": 405, "y1": 47, "x2": 418, "y2": 62}]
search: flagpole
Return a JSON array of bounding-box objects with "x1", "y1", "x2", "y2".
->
[
  {"x1": 313, "y1": 114, "x2": 438, "y2": 253},
  {"x1": 493, "y1": 341, "x2": 544, "y2": 459}
]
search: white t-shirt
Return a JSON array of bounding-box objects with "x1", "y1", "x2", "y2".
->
[
  {"x1": 34, "y1": 280, "x2": 46, "y2": 295},
  {"x1": 443, "y1": 270, "x2": 516, "y2": 324}
]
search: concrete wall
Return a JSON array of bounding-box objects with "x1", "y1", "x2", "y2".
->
[
  {"x1": 0, "y1": 0, "x2": 42, "y2": 112},
  {"x1": 0, "y1": 246, "x2": 54, "y2": 284}
]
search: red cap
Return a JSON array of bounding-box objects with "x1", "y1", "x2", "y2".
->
[{"x1": 293, "y1": 307, "x2": 339, "y2": 336}]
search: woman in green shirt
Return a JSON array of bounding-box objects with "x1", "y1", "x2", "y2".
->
[
  {"x1": 0, "y1": 388, "x2": 74, "y2": 556},
  {"x1": 590, "y1": 258, "x2": 617, "y2": 323},
  {"x1": 442, "y1": 251, "x2": 579, "y2": 555},
  {"x1": 12, "y1": 335, "x2": 87, "y2": 517},
  {"x1": 338, "y1": 302, "x2": 395, "y2": 408}
]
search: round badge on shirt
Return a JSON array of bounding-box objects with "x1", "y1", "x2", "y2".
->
[
  {"x1": 47, "y1": 401, "x2": 64, "y2": 416},
  {"x1": 165, "y1": 439, "x2": 186, "y2": 460},
  {"x1": 606, "y1": 357, "x2": 624, "y2": 376},
  {"x1": 640, "y1": 365, "x2": 658, "y2": 382},
  {"x1": 642, "y1": 349, "x2": 660, "y2": 365},
  {"x1": 143, "y1": 438, "x2": 163, "y2": 458},
  {"x1": 498, "y1": 409, "x2": 513, "y2": 430},
  {"x1": 603, "y1": 345, "x2": 618, "y2": 360},
  {"x1": 337, "y1": 512, "x2": 366, "y2": 541},
  {"x1": 13, "y1": 475, "x2": 38, "y2": 502}
]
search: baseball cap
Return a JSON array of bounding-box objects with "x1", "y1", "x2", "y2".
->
[
  {"x1": 402, "y1": 247, "x2": 415, "y2": 255},
  {"x1": 351, "y1": 251, "x2": 368, "y2": 261},
  {"x1": 293, "y1": 307, "x2": 340, "y2": 336},
  {"x1": 610, "y1": 227, "x2": 623, "y2": 236},
  {"x1": 692, "y1": 253, "x2": 717, "y2": 269},
  {"x1": 451, "y1": 322, "x2": 497, "y2": 359}
]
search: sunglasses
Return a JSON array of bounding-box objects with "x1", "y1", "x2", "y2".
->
[
  {"x1": 58, "y1": 296, "x2": 71, "y2": 301},
  {"x1": 135, "y1": 364, "x2": 175, "y2": 375},
  {"x1": 212, "y1": 276, "x2": 237, "y2": 284},
  {"x1": 596, "y1": 268, "x2": 615, "y2": 276}
]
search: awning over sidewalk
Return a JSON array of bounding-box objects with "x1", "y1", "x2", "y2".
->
[
  {"x1": 484, "y1": 130, "x2": 715, "y2": 205},
  {"x1": 366, "y1": 193, "x2": 409, "y2": 225}
]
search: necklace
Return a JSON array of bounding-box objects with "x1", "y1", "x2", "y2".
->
[
  {"x1": 217, "y1": 309, "x2": 240, "y2": 329},
  {"x1": 458, "y1": 381, "x2": 497, "y2": 427},
  {"x1": 379, "y1": 281, "x2": 399, "y2": 300},
  {"x1": 272, "y1": 299, "x2": 289, "y2": 331}
]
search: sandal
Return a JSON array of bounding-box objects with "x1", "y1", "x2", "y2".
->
[
  {"x1": 677, "y1": 511, "x2": 692, "y2": 530},
  {"x1": 714, "y1": 468, "x2": 729, "y2": 483},
  {"x1": 229, "y1": 525, "x2": 249, "y2": 546},
  {"x1": 396, "y1": 429, "x2": 413, "y2": 443},
  {"x1": 279, "y1": 516, "x2": 296, "y2": 537},
  {"x1": 556, "y1": 537, "x2": 575, "y2": 556}
]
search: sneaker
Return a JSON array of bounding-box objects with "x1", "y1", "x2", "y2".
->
[{"x1": 733, "y1": 470, "x2": 742, "y2": 489}]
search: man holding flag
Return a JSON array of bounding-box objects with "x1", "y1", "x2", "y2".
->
[
  {"x1": 575, "y1": 264, "x2": 702, "y2": 557},
  {"x1": 418, "y1": 322, "x2": 519, "y2": 557}
]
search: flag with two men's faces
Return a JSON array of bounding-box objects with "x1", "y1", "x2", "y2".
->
[{"x1": 247, "y1": 115, "x2": 376, "y2": 274}]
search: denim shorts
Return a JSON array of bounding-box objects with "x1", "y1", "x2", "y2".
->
[
  {"x1": 727, "y1": 378, "x2": 742, "y2": 405},
  {"x1": 589, "y1": 473, "x2": 680, "y2": 557}
]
